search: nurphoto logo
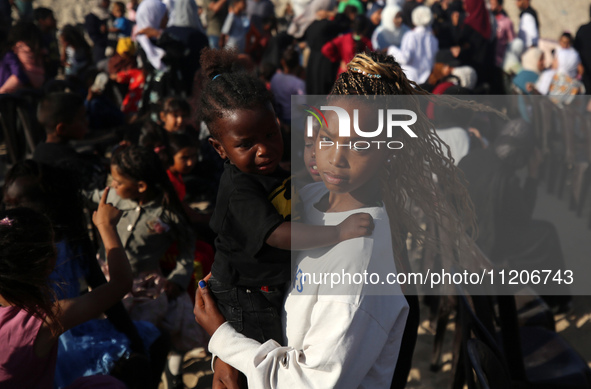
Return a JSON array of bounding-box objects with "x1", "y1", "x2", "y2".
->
[{"x1": 303, "y1": 105, "x2": 418, "y2": 150}]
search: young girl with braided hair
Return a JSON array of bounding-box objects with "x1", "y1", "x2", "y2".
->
[{"x1": 195, "y1": 51, "x2": 480, "y2": 388}]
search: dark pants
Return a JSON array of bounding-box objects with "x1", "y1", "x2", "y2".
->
[{"x1": 208, "y1": 276, "x2": 285, "y2": 345}]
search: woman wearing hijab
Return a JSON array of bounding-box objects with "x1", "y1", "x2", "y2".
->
[
  {"x1": 371, "y1": 4, "x2": 409, "y2": 50},
  {"x1": 450, "y1": 0, "x2": 495, "y2": 91},
  {"x1": 134, "y1": 0, "x2": 169, "y2": 117},
  {"x1": 303, "y1": 7, "x2": 344, "y2": 94},
  {"x1": 512, "y1": 47, "x2": 544, "y2": 94},
  {"x1": 287, "y1": 0, "x2": 334, "y2": 39},
  {"x1": 136, "y1": 0, "x2": 208, "y2": 103}
]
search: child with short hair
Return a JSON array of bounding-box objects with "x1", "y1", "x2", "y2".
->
[
  {"x1": 200, "y1": 47, "x2": 373, "y2": 344},
  {"x1": 34, "y1": 92, "x2": 107, "y2": 191},
  {"x1": 96, "y1": 145, "x2": 202, "y2": 385},
  {"x1": 0, "y1": 191, "x2": 131, "y2": 388},
  {"x1": 59, "y1": 24, "x2": 92, "y2": 77},
  {"x1": 159, "y1": 96, "x2": 192, "y2": 133},
  {"x1": 111, "y1": 2, "x2": 133, "y2": 38}
]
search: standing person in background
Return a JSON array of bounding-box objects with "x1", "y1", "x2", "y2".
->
[
  {"x1": 34, "y1": 8, "x2": 61, "y2": 80},
  {"x1": 303, "y1": 7, "x2": 342, "y2": 95},
  {"x1": 0, "y1": 21, "x2": 45, "y2": 93},
  {"x1": 111, "y1": 2, "x2": 133, "y2": 39},
  {"x1": 220, "y1": 0, "x2": 250, "y2": 52},
  {"x1": 247, "y1": 0, "x2": 275, "y2": 33},
  {"x1": 322, "y1": 15, "x2": 373, "y2": 77},
  {"x1": 388, "y1": 5, "x2": 437, "y2": 84},
  {"x1": 372, "y1": 4, "x2": 409, "y2": 50},
  {"x1": 490, "y1": 0, "x2": 514, "y2": 69},
  {"x1": 85, "y1": 0, "x2": 113, "y2": 64},
  {"x1": 516, "y1": 0, "x2": 539, "y2": 48},
  {"x1": 204, "y1": 0, "x2": 228, "y2": 48},
  {"x1": 575, "y1": 5, "x2": 591, "y2": 95},
  {"x1": 401, "y1": 0, "x2": 424, "y2": 28}
]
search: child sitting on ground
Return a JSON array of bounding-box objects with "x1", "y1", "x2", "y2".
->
[
  {"x1": 0, "y1": 191, "x2": 131, "y2": 388},
  {"x1": 34, "y1": 92, "x2": 108, "y2": 191}
]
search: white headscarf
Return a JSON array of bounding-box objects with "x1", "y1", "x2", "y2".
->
[
  {"x1": 502, "y1": 38, "x2": 525, "y2": 75},
  {"x1": 556, "y1": 47, "x2": 581, "y2": 79},
  {"x1": 521, "y1": 47, "x2": 543, "y2": 74},
  {"x1": 412, "y1": 5, "x2": 432, "y2": 28},
  {"x1": 452, "y1": 66, "x2": 478, "y2": 90},
  {"x1": 135, "y1": 0, "x2": 168, "y2": 70},
  {"x1": 371, "y1": 4, "x2": 408, "y2": 49},
  {"x1": 168, "y1": 0, "x2": 205, "y2": 31}
]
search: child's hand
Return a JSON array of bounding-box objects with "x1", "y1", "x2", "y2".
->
[
  {"x1": 336, "y1": 213, "x2": 374, "y2": 242},
  {"x1": 93, "y1": 187, "x2": 123, "y2": 229},
  {"x1": 194, "y1": 280, "x2": 226, "y2": 336}
]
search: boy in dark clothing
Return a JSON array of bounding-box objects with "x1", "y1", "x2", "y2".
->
[{"x1": 34, "y1": 92, "x2": 107, "y2": 190}]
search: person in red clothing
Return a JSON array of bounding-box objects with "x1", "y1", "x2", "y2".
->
[
  {"x1": 321, "y1": 15, "x2": 373, "y2": 77},
  {"x1": 166, "y1": 132, "x2": 198, "y2": 202}
]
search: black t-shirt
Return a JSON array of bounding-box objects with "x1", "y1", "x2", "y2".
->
[
  {"x1": 210, "y1": 161, "x2": 291, "y2": 287},
  {"x1": 33, "y1": 142, "x2": 107, "y2": 191}
]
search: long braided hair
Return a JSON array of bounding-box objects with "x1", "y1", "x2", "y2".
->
[{"x1": 330, "y1": 52, "x2": 478, "y2": 265}]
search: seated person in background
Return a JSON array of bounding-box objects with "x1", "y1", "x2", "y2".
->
[
  {"x1": 512, "y1": 47, "x2": 544, "y2": 94},
  {"x1": 1, "y1": 160, "x2": 163, "y2": 389},
  {"x1": 33, "y1": 92, "x2": 108, "y2": 190},
  {"x1": 0, "y1": 21, "x2": 45, "y2": 93},
  {"x1": 159, "y1": 96, "x2": 195, "y2": 135},
  {"x1": 270, "y1": 45, "x2": 306, "y2": 126},
  {"x1": 459, "y1": 119, "x2": 572, "y2": 313}
]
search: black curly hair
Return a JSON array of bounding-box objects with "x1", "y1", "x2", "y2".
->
[
  {"x1": 110, "y1": 145, "x2": 188, "y2": 225},
  {"x1": 199, "y1": 48, "x2": 274, "y2": 138},
  {"x1": 0, "y1": 207, "x2": 62, "y2": 334}
]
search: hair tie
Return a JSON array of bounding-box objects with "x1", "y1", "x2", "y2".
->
[
  {"x1": 212, "y1": 74, "x2": 222, "y2": 81},
  {"x1": 154, "y1": 146, "x2": 166, "y2": 154},
  {"x1": 349, "y1": 66, "x2": 382, "y2": 79},
  {"x1": 0, "y1": 217, "x2": 14, "y2": 227}
]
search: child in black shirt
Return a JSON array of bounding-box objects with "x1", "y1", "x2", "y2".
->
[{"x1": 200, "y1": 48, "x2": 374, "y2": 347}]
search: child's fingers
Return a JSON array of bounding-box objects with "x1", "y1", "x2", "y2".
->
[
  {"x1": 100, "y1": 187, "x2": 110, "y2": 205},
  {"x1": 198, "y1": 280, "x2": 213, "y2": 302}
]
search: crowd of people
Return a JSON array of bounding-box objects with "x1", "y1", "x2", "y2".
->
[{"x1": 0, "y1": 0, "x2": 589, "y2": 388}]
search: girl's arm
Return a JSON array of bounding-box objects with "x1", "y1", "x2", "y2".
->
[
  {"x1": 36, "y1": 188, "x2": 132, "y2": 357},
  {"x1": 195, "y1": 282, "x2": 409, "y2": 389},
  {"x1": 56, "y1": 188, "x2": 132, "y2": 331},
  {"x1": 265, "y1": 214, "x2": 374, "y2": 250}
]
